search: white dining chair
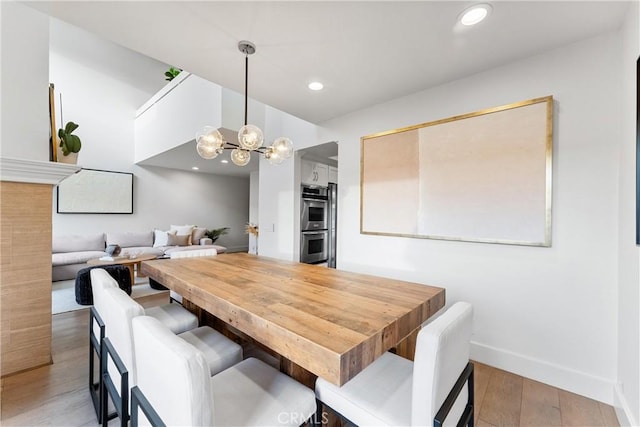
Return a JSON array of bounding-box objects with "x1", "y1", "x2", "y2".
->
[
  {"x1": 131, "y1": 315, "x2": 317, "y2": 427},
  {"x1": 91, "y1": 267, "x2": 198, "y2": 335},
  {"x1": 88, "y1": 268, "x2": 123, "y2": 424},
  {"x1": 315, "y1": 301, "x2": 474, "y2": 427},
  {"x1": 98, "y1": 286, "x2": 243, "y2": 426},
  {"x1": 168, "y1": 248, "x2": 217, "y2": 303}
]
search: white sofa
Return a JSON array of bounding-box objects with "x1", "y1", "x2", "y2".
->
[{"x1": 52, "y1": 229, "x2": 226, "y2": 282}]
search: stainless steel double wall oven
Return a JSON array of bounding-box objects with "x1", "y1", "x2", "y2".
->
[{"x1": 300, "y1": 185, "x2": 328, "y2": 264}]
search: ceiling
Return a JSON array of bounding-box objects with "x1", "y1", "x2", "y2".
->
[{"x1": 26, "y1": 1, "x2": 630, "y2": 175}]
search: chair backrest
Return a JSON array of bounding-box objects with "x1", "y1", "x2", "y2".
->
[
  {"x1": 132, "y1": 315, "x2": 214, "y2": 426},
  {"x1": 170, "y1": 248, "x2": 217, "y2": 259},
  {"x1": 100, "y1": 287, "x2": 146, "y2": 388},
  {"x1": 90, "y1": 268, "x2": 119, "y2": 319},
  {"x1": 411, "y1": 302, "x2": 473, "y2": 426}
]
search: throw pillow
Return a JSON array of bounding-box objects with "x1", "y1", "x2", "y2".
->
[
  {"x1": 170, "y1": 224, "x2": 196, "y2": 245},
  {"x1": 153, "y1": 229, "x2": 177, "y2": 247},
  {"x1": 192, "y1": 227, "x2": 207, "y2": 245},
  {"x1": 167, "y1": 233, "x2": 190, "y2": 247}
]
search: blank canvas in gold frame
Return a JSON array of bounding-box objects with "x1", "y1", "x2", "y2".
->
[{"x1": 360, "y1": 96, "x2": 553, "y2": 247}]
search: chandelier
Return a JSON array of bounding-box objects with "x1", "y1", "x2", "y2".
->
[{"x1": 195, "y1": 41, "x2": 294, "y2": 166}]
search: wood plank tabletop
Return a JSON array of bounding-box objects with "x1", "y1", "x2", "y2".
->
[{"x1": 140, "y1": 253, "x2": 445, "y2": 386}]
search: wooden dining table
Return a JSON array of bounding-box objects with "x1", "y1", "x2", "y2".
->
[{"x1": 140, "y1": 253, "x2": 445, "y2": 387}]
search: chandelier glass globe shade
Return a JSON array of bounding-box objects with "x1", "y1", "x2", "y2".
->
[
  {"x1": 271, "y1": 137, "x2": 294, "y2": 159},
  {"x1": 266, "y1": 149, "x2": 284, "y2": 165},
  {"x1": 231, "y1": 148, "x2": 251, "y2": 166},
  {"x1": 196, "y1": 127, "x2": 225, "y2": 159},
  {"x1": 238, "y1": 124, "x2": 264, "y2": 150}
]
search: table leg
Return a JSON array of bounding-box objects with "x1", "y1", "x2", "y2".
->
[
  {"x1": 125, "y1": 265, "x2": 135, "y2": 286},
  {"x1": 393, "y1": 327, "x2": 420, "y2": 361},
  {"x1": 135, "y1": 261, "x2": 147, "y2": 278},
  {"x1": 280, "y1": 358, "x2": 317, "y2": 389}
]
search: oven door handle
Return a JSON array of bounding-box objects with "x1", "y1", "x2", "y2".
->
[
  {"x1": 302, "y1": 231, "x2": 327, "y2": 235},
  {"x1": 302, "y1": 197, "x2": 328, "y2": 202}
]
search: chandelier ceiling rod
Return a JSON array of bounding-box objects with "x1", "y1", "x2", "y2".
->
[
  {"x1": 244, "y1": 52, "x2": 248, "y2": 126},
  {"x1": 240, "y1": 41, "x2": 256, "y2": 126}
]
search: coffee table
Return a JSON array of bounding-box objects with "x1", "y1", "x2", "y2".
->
[{"x1": 87, "y1": 253, "x2": 158, "y2": 285}]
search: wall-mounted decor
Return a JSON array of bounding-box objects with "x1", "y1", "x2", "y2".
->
[
  {"x1": 636, "y1": 56, "x2": 640, "y2": 245},
  {"x1": 57, "y1": 168, "x2": 133, "y2": 214},
  {"x1": 361, "y1": 96, "x2": 553, "y2": 247},
  {"x1": 49, "y1": 83, "x2": 58, "y2": 162}
]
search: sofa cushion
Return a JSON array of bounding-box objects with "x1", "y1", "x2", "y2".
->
[
  {"x1": 192, "y1": 227, "x2": 208, "y2": 245},
  {"x1": 52, "y1": 233, "x2": 105, "y2": 253},
  {"x1": 52, "y1": 250, "x2": 107, "y2": 267},
  {"x1": 170, "y1": 224, "x2": 195, "y2": 236},
  {"x1": 106, "y1": 231, "x2": 153, "y2": 248},
  {"x1": 171, "y1": 224, "x2": 195, "y2": 244},
  {"x1": 164, "y1": 244, "x2": 227, "y2": 255},
  {"x1": 52, "y1": 264, "x2": 87, "y2": 282},
  {"x1": 167, "y1": 234, "x2": 190, "y2": 246},
  {"x1": 153, "y1": 229, "x2": 176, "y2": 247},
  {"x1": 119, "y1": 246, "x2": 164, "y2": 257}
]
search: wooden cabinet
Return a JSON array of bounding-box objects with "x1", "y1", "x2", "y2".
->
[
  {"x1": 329, "y1": 166, "x2": 338, "y2": 183},
  {"x1": 301, "y1": 161, "x2": 328, "y2": 186}
]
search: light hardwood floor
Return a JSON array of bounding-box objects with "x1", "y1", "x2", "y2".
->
[{"x1": 1, "y1": 302, "x2": 620, "y2": 427}]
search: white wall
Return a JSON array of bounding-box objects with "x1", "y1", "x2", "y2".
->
[
  {"x1": 318, "y1": 32, "x2": 623, "y2": 404},
  {"x1": 135, "y1": 73, "x2": 222, "y2": 163},
  {"x1": 49, "y1": 19, "x2": 249, "y2": 252},
  {"x1": 616, "y1": 3, "x2": 640, "y2": 425},
  {"x1": 258, "y1": 107, "x2": 318, "y2": 260},
  {"x1": 0, "y1": 2, "x2": 50, "y2": 161}
]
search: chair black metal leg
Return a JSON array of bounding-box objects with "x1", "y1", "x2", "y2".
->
[
  {"x1": 89, "y1": 307, "x2": 105, "y2": 423},
  {"x1": 101, "y1": 337, "x2": 129, "y2": 427},
  {"x1": 131, "y1": 386, "x2": 166, "y2": 427},
  {"x1": 467, "y1": 363, "x2": 474, "y2": 427},
  {"x1": 314, "y1": 399, "x2": 324, "y2": 426},
  {"x1": 434, "y1": 362, "x2": 475, "y2": 427}
]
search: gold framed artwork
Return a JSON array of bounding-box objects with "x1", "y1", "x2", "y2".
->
[{"x1": 360, "y1": 96, "x2": 553, "y2": 247}]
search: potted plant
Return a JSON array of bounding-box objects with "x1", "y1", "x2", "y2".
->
[
  {"x1": 57, "y1": 121, "x2": 82, "y2": 164},
  {"x1": 205, "y1": 227, "x2": 229, "y2": 243},
  {"x1": 165, "y1": 67, "x2": 182, "y2": 81}
]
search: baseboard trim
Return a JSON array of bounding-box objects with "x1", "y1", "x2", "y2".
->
[
  {"x1": 614, "y1": 383, "x2": 637, "y2": 426},
  {"x1": 224, "y1": 245, "x2": 249, "y2": 253},
  {"x1": 471, "y1": 341, "x2": 615, "y2": 405}
]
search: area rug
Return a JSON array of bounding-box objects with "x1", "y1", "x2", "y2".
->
[{"x1": 52, "y1": 276, "x2": 164, "y2": 314}]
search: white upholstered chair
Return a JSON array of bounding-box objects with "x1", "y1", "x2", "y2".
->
[
  {"x1": 91, "y1": 268, "x2": 198, "y2": 335},
  {"x1": 168, "y1": 248, "x2": 217, "y2": 303},
  {"x1": 315, "y1": 302, "x2": 474, "y2": 427},
  {"x1": 131, "y1": 315, "x2": 317, "y2": 427},
  {"x1": 88, "y1": 268, "x2": 122, "y2": 424},
  {"x1": 98, "y1": 286, "x2": 243, "y2": 426}
]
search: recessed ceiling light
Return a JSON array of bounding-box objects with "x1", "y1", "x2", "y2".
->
[
  {"x1": 221, "y1": 159, "x2": 229, "y2": 164},
  {"x1": 308, "y1": 81, "x2": 324, "y2": 91},
  {"x1": 191, "y1": 166, "x2": 199, "y2": 170},
  {"x1": 460, "y1": 3, "x2": 491, "y2": 26}
]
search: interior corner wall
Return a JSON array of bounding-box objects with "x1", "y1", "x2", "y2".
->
[
  {"x1": 0, "y1": 2, "x2": 50, "y2": 161},
  {"x1": 616, "y1": 2, "x2": 640, "y2": 425},
  {"x1": 319, "y1": 31, "x2": 622, "y2": 404},
  {"x1": 249, "y1": 170, "x2": 259, "y2": 253},
  {"x1": 49, "y1": 19, "x2": 249, "y2": 252}
]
